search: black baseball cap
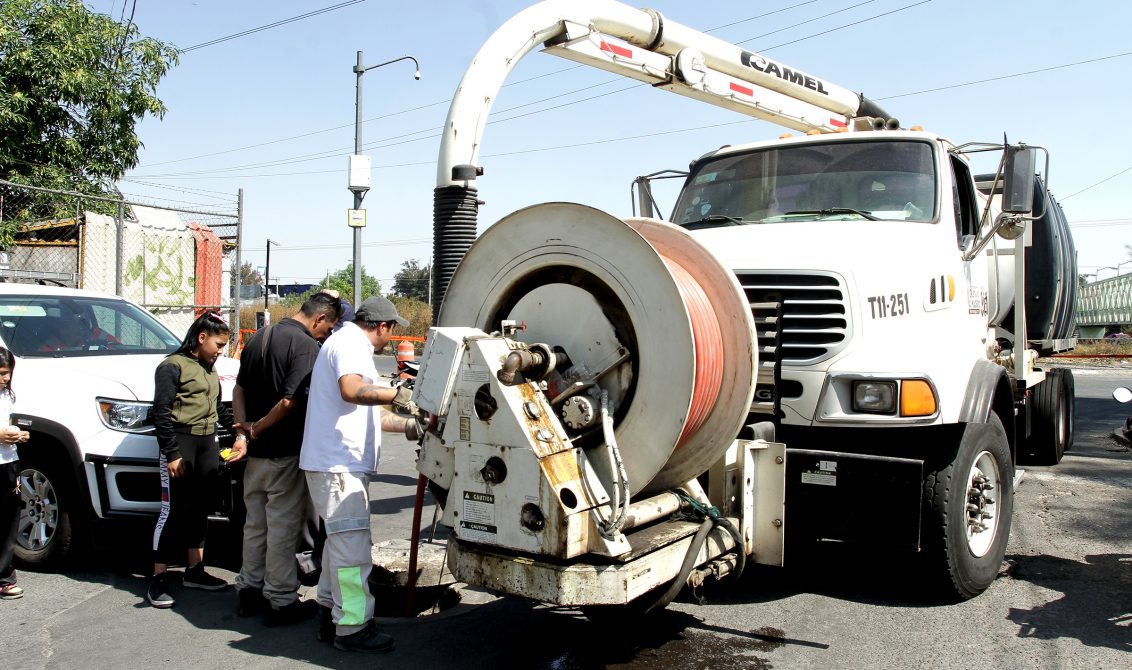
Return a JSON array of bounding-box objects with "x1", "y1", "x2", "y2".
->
[{"x1": 355, "y1": 296, "x2": 409, "y2": 327}]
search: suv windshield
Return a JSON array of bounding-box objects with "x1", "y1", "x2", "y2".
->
[
  {"x1": 673, "y1": 140, "x2": 938, "y2": 227},
  {"x1": 0, "y1": 294, "x2": 181, "y2": 357}
]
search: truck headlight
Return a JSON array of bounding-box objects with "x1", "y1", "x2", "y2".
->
[
  {"x1": 97, "y1": 398, "x2": 154, "y2": 433},
  {"x1": 852, "y1": 381, "x2": 896, "y2": 414}
]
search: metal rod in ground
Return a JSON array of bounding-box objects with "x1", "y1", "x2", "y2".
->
[
  {"x1": 405, "y1": 473, "x2": 427, "y2": 616},
  {"x1": 428, "y1": 501, "x2": 440, "y2": 543}
]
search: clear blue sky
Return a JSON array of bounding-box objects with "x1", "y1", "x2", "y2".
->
[{"x1": 115, "y1": 0, "x2": 1132, "y2": 289}]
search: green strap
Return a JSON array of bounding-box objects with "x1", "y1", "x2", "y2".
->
[{"x1": 337, "y1": 566, "x2": 367, "y2": 626}]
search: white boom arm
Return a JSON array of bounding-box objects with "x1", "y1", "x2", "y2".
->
[{"x1": 437, "y1": 0, "x2": 891, "y2": 187}]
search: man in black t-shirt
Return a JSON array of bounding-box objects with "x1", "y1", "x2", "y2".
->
[{"x1": 229, "y1": 291, "x2": 341, "y2": 626}]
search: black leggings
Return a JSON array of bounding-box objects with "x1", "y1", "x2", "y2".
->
[
  {"x1": 152, "y1": 433, "x2": 219, "y2": 565},
  {"x1": 0, "y1": 461, "x2": 19, "y2": 584}
]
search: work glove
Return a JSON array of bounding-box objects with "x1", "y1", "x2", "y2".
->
[
  {"x1": 391, "y1": 385, "x2": 417, "y2": 415},
  {"x1": 405, "y1": 417, "x2": 425, "y2": 443}
]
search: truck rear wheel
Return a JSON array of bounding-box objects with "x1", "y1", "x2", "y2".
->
[
  {"x1": 1062, "y1": 369, "x2": 1076, "y2": 452},
  {"x1": 922, "y1": 414, "x2": 1013, "y2": 600},
  {"x1": 1024, "y1": 368, "x2": 1070, "y2": 465}
]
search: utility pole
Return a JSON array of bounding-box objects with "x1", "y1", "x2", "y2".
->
[
  {"x1": 349, "y1": 51, "x2": 420, "y2": 307},
  {"x1": 265, "y1": 238, "x2": 279, "y2": 310}
]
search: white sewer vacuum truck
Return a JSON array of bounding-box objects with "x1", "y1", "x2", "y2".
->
[{"x1": 412, "y1": 0, "x2": 1076, "y2": 609}]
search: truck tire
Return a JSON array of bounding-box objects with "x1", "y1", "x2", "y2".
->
[
  {"x1": 1024, "y1": 368, "x2": 1070, "y2": 465},
  {"x1": 14, "y1": 453, "x2": 81, "y2": 567},
  {"x1": 1062, "y1": 369, "x2": 1076, "y2": 452},
  {"x1": 922, "y1": 414, "x2": 1013, "y2": 600}
]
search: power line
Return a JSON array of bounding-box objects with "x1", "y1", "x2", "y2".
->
[
  {"x1": 736, "y1": 0, "x2": 880, "y2": 45},
  {"x1": 179, "y1": 1, "x2": 367, "y2": 53},
  {"x1": 143, "y1": 1, "x2": 1132, "y2": 194},
  {"x1": 707, "y1": 0, "x2": 821, "y2": 31},
  {"x1": 879, "y1": 51, "x2": 1132, "y2": 101},
  {"x1": 120, "y1": 178, "x2": 237, "y2": 201},
  {"x1": 241, "y1": 238, "x2": 431, "y2": 254},
  {"x1": 1062, "y1": 165, "x2": 1132, "y2": 201},
  {"x1": 154, "y1": 35, "x2": 1130, "y2": 183},
  {"x1": 128, "y1": 118, "x2": 756, "y2": 180},
  {"x1": 136, "y1": 0, "x2": 828, "y2": 169},
  {"x1": 130, "y1": 1, "x2": 938, "y2": 181},
  {"x1": 129, "y1": 79, "x2": 641, "y2": 178}
]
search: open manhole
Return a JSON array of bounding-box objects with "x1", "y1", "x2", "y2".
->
[
  {"x1": 370, "y1": 576, "x2": 462, "y2": 617},
  {"x1": 370, "y1": 539, "x2": 499, "y2": 618}
]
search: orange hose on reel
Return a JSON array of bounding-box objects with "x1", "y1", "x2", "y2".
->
[{"x1": 661, "y1": 253, "x2": 724, "y2": 450}]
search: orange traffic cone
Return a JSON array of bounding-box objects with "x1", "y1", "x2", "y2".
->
[{"x1": 396, "y1": 340, "x2": 415, "y2": 380}]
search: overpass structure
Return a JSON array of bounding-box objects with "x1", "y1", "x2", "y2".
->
[{"x1": 1076, "y1": 274, "x2": 1132, "y2": 337}]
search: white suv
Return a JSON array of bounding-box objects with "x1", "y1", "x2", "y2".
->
[{"x1": 0, "y1": 284, "x2": 239, "y2": 565}]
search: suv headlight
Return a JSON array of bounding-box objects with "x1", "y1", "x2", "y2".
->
[{"x1": 97, "y1": 398, "x2": 154, "y2": 433}]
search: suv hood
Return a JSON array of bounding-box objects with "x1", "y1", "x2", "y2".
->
[{"x1": 17, "y1": 354, "x2": 238, "y2": 401}]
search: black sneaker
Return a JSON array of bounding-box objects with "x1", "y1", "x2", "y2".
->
[
  {"x1": 147, "y1": 575, "x2": 175, "y2": 609},
  {"x1": 182, "y1": 564, "x2": 229, "y2": 591},
  {"x1": 237, "y1": 587, "x2": 266, "y2": 617},
  {"x1": 317, "y1": 605, "x2": 335, "y2": 643},
  {"x1": 333, "y1": 620, "x2": 395, "y2": 653},
  {"x1": 263, "y1": 599, "x2": 318, "y2": 627}
]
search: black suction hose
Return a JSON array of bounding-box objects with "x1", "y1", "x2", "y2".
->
[{"x1": 431, "y1": 185, "x2": 479, "y2": 318}]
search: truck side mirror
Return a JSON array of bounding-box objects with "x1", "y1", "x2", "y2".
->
[{"x1": 1001, "y1": 146, "x2": 1036, "y2": 214}]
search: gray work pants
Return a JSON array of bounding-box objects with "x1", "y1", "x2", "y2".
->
[
  {"x1": 305, "y1": 470, "x2": 374, "y2": 636},
  {"x1": 235, "y1": 455, "x2": 307, "y2": 607}
]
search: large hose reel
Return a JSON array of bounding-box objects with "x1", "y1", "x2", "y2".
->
[{"x1": 439, "y1": 202, "x2": 756, "y2": 495}]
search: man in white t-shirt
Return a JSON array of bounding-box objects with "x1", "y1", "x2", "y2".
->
[{"x1": 300, "y1": 296, "x2": 422, "y2": 654}]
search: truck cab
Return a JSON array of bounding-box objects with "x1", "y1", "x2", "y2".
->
[{"x1": 674, "y1": 130, "x2": 989, "y2": 431}]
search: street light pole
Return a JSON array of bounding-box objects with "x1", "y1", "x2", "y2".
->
[
  {"x1": 265, "y1": 238, "x2": 279, "y2": 310},
  {"x1": 350, "y1": 51, "x2": 420, "y2": 308}
]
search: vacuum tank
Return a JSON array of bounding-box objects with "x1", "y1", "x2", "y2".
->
[{"x1": 979, "y1": 175, "x2": 1077, "y2": 350}]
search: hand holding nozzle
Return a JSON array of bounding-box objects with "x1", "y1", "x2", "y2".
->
[{"x1": 391, "y1": 385, "x2": 419, "y2": 417}]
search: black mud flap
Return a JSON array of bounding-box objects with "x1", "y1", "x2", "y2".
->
[{"x1": 785, "y1": 449, "x2": 923, "y2": 551}]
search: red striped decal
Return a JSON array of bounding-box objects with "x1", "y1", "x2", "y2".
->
[
  {"x1": 599, "y1": 41, "x2": 633, "y2": 59},
  {"x1": 729, "y1": 82, "x2": 754, "y2": 96},
  {"x1": 830, "y1": 118, "x2": 847, "y2": 128}
]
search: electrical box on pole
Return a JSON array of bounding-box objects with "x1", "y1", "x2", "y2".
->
[{"x1": 348, "y1": 154, "x2": 372, "y2": 193}]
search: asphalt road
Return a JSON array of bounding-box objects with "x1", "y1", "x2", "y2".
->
[{"x1": 2, "y1": 363, "x2": 1130, "y2": 669}]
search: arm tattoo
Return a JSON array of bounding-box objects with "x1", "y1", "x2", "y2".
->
[{"x1": 352, "y1": 384, "x2": 386, "y2": 405}]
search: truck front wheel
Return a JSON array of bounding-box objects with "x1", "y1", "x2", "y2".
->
[
  {"x1": 922, "y1": 414, "x2": 1014, "y2": 600},
  {"x1": 14, "y1": 454, "x2": 79, "y2": 567}
]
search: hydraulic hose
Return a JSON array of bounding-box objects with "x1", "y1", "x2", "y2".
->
[
  {"x1": 645, "y1": 517, "x2": 714, "y2": 614},
  {"x1": 643, "y1": 490, "x2": 747, "y2": 613},
  {"x1": 597, "y1": 390, "x2": 630, "y2": 540}
]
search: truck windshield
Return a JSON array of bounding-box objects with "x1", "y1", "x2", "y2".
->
[
  {"x1": 673, "y1": 139, "x2": 938, "y2": 227},
  {"x1": 0, "y1": 295, "x2": 181, "y2": 358}
]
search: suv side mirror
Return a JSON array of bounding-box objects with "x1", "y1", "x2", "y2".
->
[{"x1": 1001, "y1": 146, "x2": 1036, "y2": 214}]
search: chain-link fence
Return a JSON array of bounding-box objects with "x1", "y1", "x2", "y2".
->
[{"x1": 0, "y1": 179, "x2": 243, "y2": 340}]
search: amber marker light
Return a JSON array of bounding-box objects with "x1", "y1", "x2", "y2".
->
[{"x1": 900, "y1": 379, "x2": 937, "y2": 417}]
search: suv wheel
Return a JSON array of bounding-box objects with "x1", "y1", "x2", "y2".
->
[{"x1": 15, "y1": 454, "x2": 78, "y2": 567}]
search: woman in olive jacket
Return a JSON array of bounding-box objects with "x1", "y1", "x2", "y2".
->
[{"x1": 147, "y1": 312, "x2": 236, "y2": 609}]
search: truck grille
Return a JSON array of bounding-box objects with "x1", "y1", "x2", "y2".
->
[{"x1": 734, "y1": 271, "x2": 850, "y2": 365}]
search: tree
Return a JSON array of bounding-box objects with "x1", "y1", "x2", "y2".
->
[
  {"x1": 317, "y1": 263, "x2": 381, "y2": 304},
  {"x1": 239, "y1": 261, "x2": 263, "y2": 287},
  {"x1": 0, "y1": 0, "x2": 179, "y2": 245},
  {"x1": 392, "y1": 258, "x2": 430, "y2": 303}
]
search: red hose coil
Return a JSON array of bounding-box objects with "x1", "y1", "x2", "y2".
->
[{"x1": 661, "y1": 253, "x2": 723, "y2": 450}]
